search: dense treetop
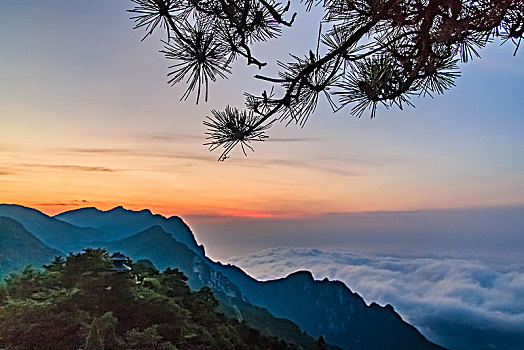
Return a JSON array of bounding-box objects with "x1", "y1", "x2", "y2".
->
[{"x1": 0, "y1": 249, "x2": 297, "y2": 349}]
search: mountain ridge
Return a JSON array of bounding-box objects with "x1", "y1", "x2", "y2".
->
[
  {"x1": 0, "y1": 216, "x2": 61, "y2": 278},
  {"x1": 1, "y1": 204, "x2": 446, "y2": 349},
  {"x1": 55, "y1": 206, "x2": 202, "y2": 255},
  {"x1": 0, "y1": 204, "x2": 107, "y2": 251},
  {"x1": 56, "y1": 205, "x2": 446, "y2": 350},
  {"x1": 213, "y1": 262, "x2": 443, "y2": 350}
]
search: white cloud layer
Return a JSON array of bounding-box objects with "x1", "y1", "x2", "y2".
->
[{"x1": 229, "y1": 248, "x2": 524, "y2": 350}]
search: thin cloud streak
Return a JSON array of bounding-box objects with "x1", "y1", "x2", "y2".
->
[
  {"x1": 223, "y1": 157, "x2": 367, "y2": 177},
  {"x1": 52, "y1": 147, "x2": 216, "y2": 163},
  {"x1": 51, "y1": 143, "x2": 404, "y2": 177},
  {"x1": 20, "y1": 163, "x2": 118, "y2": 172},
  {"x1": 186, "y1": 205, "x2": 524, "y2": 222},
  {"x1": 132, "y1": 132, "x2": 321, "y2": 143},
  {"x1": 130, "y1": 132, "x2": 202, "y2": 142},
  {"x1": 49, "y1": 143, "x2": 404, "y2": 179},
  {"x1": 321, "y1": 153, "x2": 410, "y2": 167},
  {"x1": 0, "y1": 168, "x2": 16, "y2": 176},
  {"x1": 34, "y1": 199, "x2": 89, "y2": 207},
  {"x1": 52, "y1": 146, "x2": 366, "y2": 177},
  {"x1": 56, "y1": 148, "x2": 132, "y2": 154},
  {"x1": 263, "y1": 159, "x2": 365, "y2": 177},
  {"x1": 269, "y1": 137, "x2": 322, "y2": 142}
]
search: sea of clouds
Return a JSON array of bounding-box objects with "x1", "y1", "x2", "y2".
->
[{"x1": 229, "y1": 247, "x2": 524, "y2": 350}]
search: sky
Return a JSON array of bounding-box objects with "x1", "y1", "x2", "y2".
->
[
  {"x1": 1, "y1": 0, "x2": 523, "y2": 221},
  {"x1": 186, "y1": 206, "x2": 524, "y2": 262}
]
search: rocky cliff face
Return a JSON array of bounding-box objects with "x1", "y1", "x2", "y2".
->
[{"x1": 213, "y1": 264, "x2": 445, "y2": 350}]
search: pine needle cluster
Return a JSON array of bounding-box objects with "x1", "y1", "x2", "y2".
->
[{"x1": 129, "y1": 0, "x2": 524, "y2": 159}]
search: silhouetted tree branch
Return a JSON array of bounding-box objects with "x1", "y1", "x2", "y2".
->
[{"x1": 129, "y1": 0, "x2": 524, "y2": 160}]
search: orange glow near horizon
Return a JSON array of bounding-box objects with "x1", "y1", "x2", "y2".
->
[
  {"x1": 2, "y1": 138, "x2": 524, "y2": 221},
  {"x1": 216, "y1": 208, "x2": 310, "y2": 219},
  {"x1": 4, "y1": 123, "x2": 523, "y2": 221},
  {"x1": 3, "y1": 137, "x2": 524, "y2": 220},
  {"x1": 14, "y1": 204, "x2": 311, "y2": 220}
]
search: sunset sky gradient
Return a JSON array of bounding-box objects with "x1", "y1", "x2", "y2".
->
[{"x1": 1, "y1": 0, "x2": 523, "y2": 221}]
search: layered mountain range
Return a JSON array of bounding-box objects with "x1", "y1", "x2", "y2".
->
[
  {"x1": 0, "y1": 204, "x2": 445, "y2": 349},
  {"x1": 0, "y1": 216, "x2": 60, "y2": 279}
]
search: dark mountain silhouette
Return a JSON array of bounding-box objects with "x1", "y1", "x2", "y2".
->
[
  {"x1": 0, "y1": 204, "x2": 106, "y2": 252},
  {"x1": 2, "y1": 204, "x2": 446, "y2": 349},
  {"x1": 98, "y1": 225, "x2": 327, "y2": 349},
  {"x1": 55, "y1": 206, "x2": 202, "y2": 255},
  {"x1": 216, "y1": 268, "x2": 442, "y2": 350},
  {"x1": 100, "y1": 225, "x2": 235, "y2": 292},
  {"x1": 0, "y1": 216, "x2": 60, "y2": 278}
]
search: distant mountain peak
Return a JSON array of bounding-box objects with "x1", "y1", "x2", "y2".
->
[
  {"x1": 57, "y1": 206, "x2": 157, "y2": 218},
  {"x1": 108, "y1": 225, "x2": 174, "y2": 246},
  {"x1": 370, "y1": 302, "x2": 396, "y2": 312},
  {"x1": 286, "y1": 270, "x2": 315, "y2": 281},
  {"x1": 53, "y1": 206, "x2": 105, "y2": 216},
  {"x1": 0, "y1": 204, "x2": 107, "y2": 252},
  {"x1": 110, "y1": 205, "x2": 124, "y2": 211},
  {"x1": 139, "y1": 224, "x2": 169, "y2": 236},
  {"x1": 106, "y1": 206, "x2": 155, "y2": 216},
  {"x1": 54, "y1": 205, "x2": 200, "y2": 256},
  {"x1": 0, "y1": 204, "x2": 48, "y2": 217}
]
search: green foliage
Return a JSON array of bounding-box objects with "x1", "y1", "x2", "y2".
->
[
  {"x1": 86, "y1": 318, "x2": 104, "y2": 350},
  {"x1": 193, "y1": 286, "x2": 219, "y2": 311},
  {"x1": 4, "y1": 266, "x2": 45, "y2": 300},
  {"x1": 98, "y1": 312, "x2": 119, "y2": 349},
  {"x1": 122, "y1": 326, "x2": 175, "y2": 350},
  {"x1": 0, "y1": 282, "x2": 6, "y2": 304},
  {"x1": 61, "y1": 248, "x2": 112, "y2": 288},
  {"x1": 0, "y1": 249, "x2": 297, "y2": 350},
  {"x1": 132, "y1": 259, "x2": 159, "y2": 282}
]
